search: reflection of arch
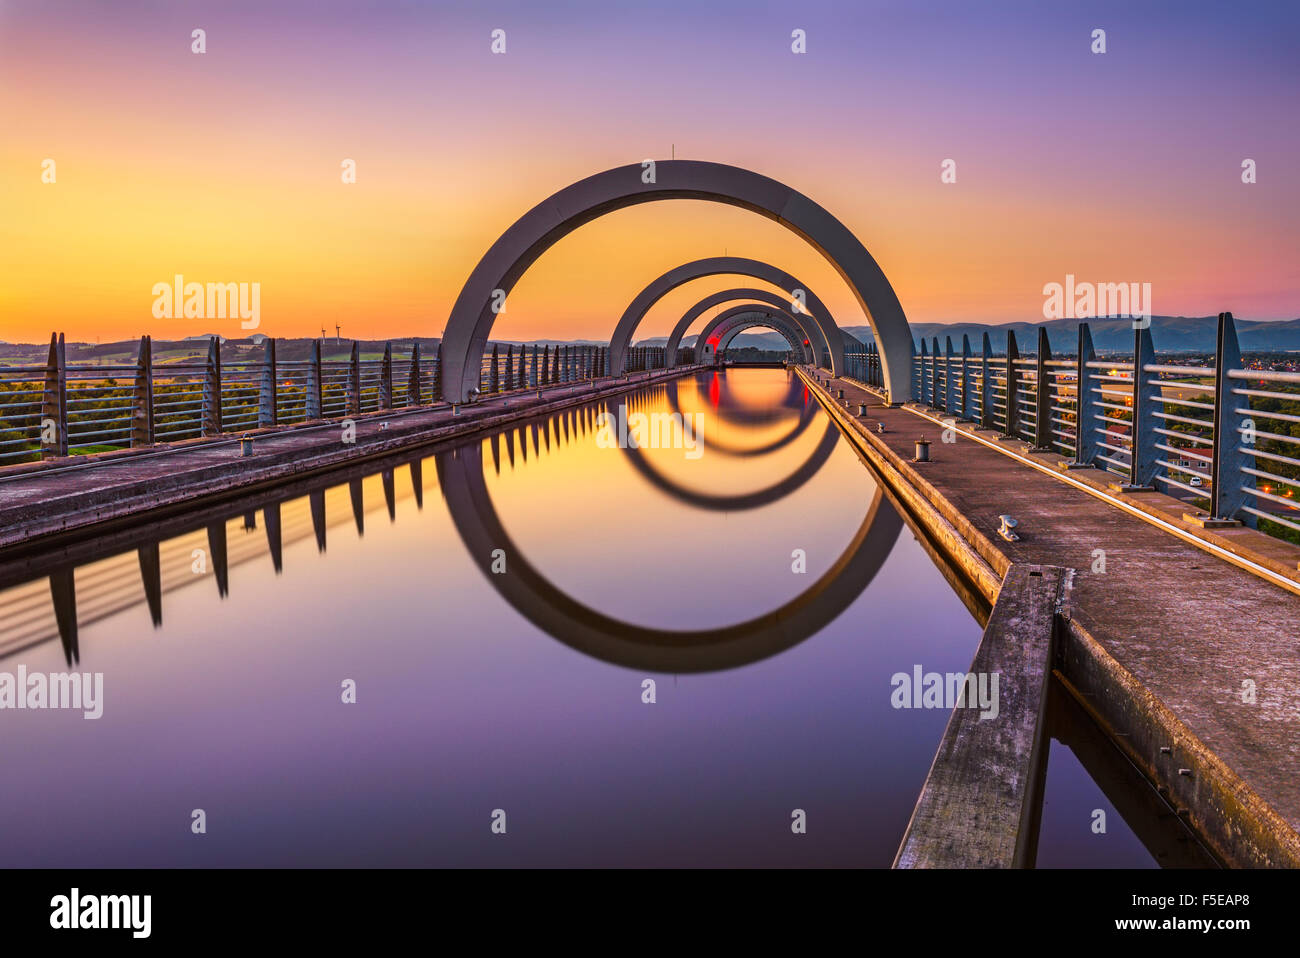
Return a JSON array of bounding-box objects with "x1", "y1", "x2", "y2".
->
[
  {"x1": 614, "y1": 395, "x2": 841, "y2": 512},
  {"x1": 664, "y1": 373, "x2": 816, "y2": 458},
  {"x1": 436, "y1": 438, "x2": 903, "y2": 672},
  {"x1": 608, "y1": 257, "x2": 842, "y2": 374},
  {"x1": 441, "y1": 161, "x2": 913, "y2": 402},
  {"x1": 695, "y1": 306, "x2": 810, "y2": 365},
  {"x1": 666, "y1": 286, "x2": 828, "y2": 370}
]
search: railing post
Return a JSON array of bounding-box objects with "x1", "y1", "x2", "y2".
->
[
  {"x1": 1129, "y1": 324, "x2": 1160, "y2": 489},
  {"x1": 258, "y1": 337, "x2": 278, "y2": 428},
  {"x1": 931, "y1": 337, "x2": 941, "y2": 408},
  {"x1": 551, "y1": 345, "x2": 560, "y2": 383},
  {"x1": 944, "y1": 336, "x2": 957, "y2": 417},
  {"x1": 202, "y1": 336, "x2": 223, "y2": 437},
  {"x1": 529, "y1": 345, "x2": 539, "y2": 388},
  {"x1": 306, "y1": 339, "x2": 323, "y2": 419},
  {"x1": 980, "y1": 332, "x2": 994, "y2": 430},
  {"x1": 960, "y1": 335, "x2": 973, "y2": 420},
  {"x1": 379, "y1": 342, "x2": 393, "y2": 409},
  {"x1": 40, "y1": 332, "x2": 68, "y2": 458},
  {"x1": 409, "y1": 342, "x2": 423, "y2": 406},
  {"x1": 919, "y1": 340, "x2": 929, "y2": 405},
  {"x1": 489, "y1": 344, "x2": 500, "y2": 394},
  {"x1": 347, "y1": 340, "x2": 361, "y2": 415},
  {"x1": 1071, "y1": 323, "x2": 1097, "y2": 467},
  {"x1": 131, "y1": 335, "x2": 154, "y2": 447},
  {"x1": 1033, "y1": 326, "x2": 1052, "y2": 452},
  {"x1": 1003, "y1": 330, "x2": 1020, "y2": 439},
  {"x1": 1212, "y1": 311, "x2": 1253, "y2": 525}
]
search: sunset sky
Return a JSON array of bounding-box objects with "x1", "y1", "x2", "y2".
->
[{"x1": 2, "y1": 0, "x2": 1297, "y2": 345}]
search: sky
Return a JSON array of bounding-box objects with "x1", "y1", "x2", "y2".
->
[{"x1": 1, "y1": 0, "x2": 1297, "y2": 345}]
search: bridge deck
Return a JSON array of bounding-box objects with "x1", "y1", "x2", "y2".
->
[{"x1": 804, "y1": 370, "x2": 1300, "y2": 866}]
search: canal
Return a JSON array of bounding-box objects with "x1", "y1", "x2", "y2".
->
[{"x1": 0, "y1": 368, "x2": 1198, "y2": 866}]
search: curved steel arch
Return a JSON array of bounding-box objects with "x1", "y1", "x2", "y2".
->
[
  {"x1": 435, "y1": 430, "x2": 903, "y2": 672},
  {"x1": 716, "y1": 319, "x2": 801, "y2": 356},
  {"x1": 608, "y1": 257, "x2": 842, "y2": 374},
  {"x1": 716, "y1": 318, "x2": 802, "y2": 360},
  {"x1": 695, "y1": 305, "x2": 805, "y2": 366},
  {"x1": 665, "y1": 286, "x2": 824, "y2": 369},
  {"x1": 441, "y1": 160, "x2": 912, "y2": 403},
  {"x1": 695, "y1": 307, "x2": 810, "y2": 364}
]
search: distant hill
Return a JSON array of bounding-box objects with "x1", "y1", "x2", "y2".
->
[{"x1": 843, "y1": 316, "x2": 1300, "y2": 353}]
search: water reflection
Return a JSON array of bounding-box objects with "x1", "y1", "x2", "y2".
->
[
  {"x1": 439, "y1": 436, "x2": 901, "y2": 671},
  {"x1": 0, "y1": 370, "x2": 886, "y2": 671},
  {"x1": 0, "y1": 368, "x2": 1201, "y2": 867}
]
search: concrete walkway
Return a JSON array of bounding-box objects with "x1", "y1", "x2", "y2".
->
[{"x1": 803, "y1": 369, "x2": 1300, "y2": 867}]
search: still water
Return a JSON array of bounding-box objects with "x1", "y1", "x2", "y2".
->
[{"x1": 0, "y1": 368, "x2": 1185, "y2": 867}]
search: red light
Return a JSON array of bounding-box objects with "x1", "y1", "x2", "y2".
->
[{"x1": 803, "y1": 339, "x2": 810, "y2": 346}]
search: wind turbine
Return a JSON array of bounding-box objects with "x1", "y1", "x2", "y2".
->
[{"x1": 335, "y1": 324, "x2": 342, "y2": 345}]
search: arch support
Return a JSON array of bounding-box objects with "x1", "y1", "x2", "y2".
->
[
  {"x1": 665, "y1": 287, "x2": 825, "y2": 369},
  {"x1": 608, "y1": 257, "x2": 843, "y2": 376},
  {"x1": 695, "y1": 306, "x2": 811, "y2": 364},
  {"x1": 442, "y1": 160, "x2": 913, "y2": 403},
  {"x1": 716, "y1": 320, "x2": 802, "y2": 359}
]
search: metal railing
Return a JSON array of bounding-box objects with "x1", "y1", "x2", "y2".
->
[
  {"x1": 0, "y1": 335, "x2": 447, "y2": 464},
  {"x1": 888, "y1": 313, "x2": 1300, "y2": 539},
  {"x1": 478, "y1": 343, "x2": 611, "y2": 395},
  {"x1": 0, "y1": 336, "x2": 705, "y2": 466},
  {"x1": 844, "y1": 344, "x2": 884, "y2": 389}
]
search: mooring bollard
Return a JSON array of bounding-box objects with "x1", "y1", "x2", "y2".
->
[
  {"x1": 240, "y1": 434, "x2": 254, "y2": 457},
  {"x1": 914, "y1": 438, "x2": 931, "y2": 462}
]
